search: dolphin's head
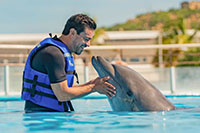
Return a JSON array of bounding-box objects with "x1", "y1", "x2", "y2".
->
[
  {"x1": 92, "y1": 56, "x2": 139, "y2": 111},
  {"x1": 92, "y1": 56, "x2": 176, "y2": 112}
]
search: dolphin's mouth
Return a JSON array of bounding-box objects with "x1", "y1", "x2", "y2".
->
[
  {"x1": 92, "y1": 56, "x2": 113, "y2": 79},
  {"x1": 91, "y1": 56, "x2": 123, "y2": 90}
]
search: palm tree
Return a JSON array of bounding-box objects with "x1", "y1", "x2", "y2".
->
[{"x1": 153, "y1": 18, "x2": 198, "y2": 67}]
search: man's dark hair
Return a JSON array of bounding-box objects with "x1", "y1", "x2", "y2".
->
[{"x1": 62, "y1": 14, "x2": 97, "y2": 35}]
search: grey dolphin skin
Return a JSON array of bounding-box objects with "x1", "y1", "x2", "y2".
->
[{"x1": 92, "y1": 56, "x2": 176, "y2": 112}]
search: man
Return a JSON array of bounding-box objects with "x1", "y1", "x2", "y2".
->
[{"x1": 21, "y1": 14, "x2": 116, "y2": 112}]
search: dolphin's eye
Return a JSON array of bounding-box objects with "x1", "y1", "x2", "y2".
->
[{"x1": 127, "y1": 90, "x2": 132, "y2": 96}]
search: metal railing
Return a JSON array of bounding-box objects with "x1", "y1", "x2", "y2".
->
[{"x1": 0, "y1": 43, "x2": 200, "y2": 96}]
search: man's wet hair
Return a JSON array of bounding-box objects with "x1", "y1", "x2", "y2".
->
[{"x1": 62, "y1": 14, "x2": 97, "y2": 35}]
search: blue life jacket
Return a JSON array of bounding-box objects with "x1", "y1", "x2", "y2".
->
[{"x1": 21, "y1": 37, "x2": 78, "y2": 112}]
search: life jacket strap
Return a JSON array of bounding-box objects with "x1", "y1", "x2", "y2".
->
[
  {"x1": 31, "y1": 75, "x2": 38, "y2": 97},
  {"x1": 23, "y1": 87, "x2": 57, "y2": 99},
  {"x1": 23, "y1": 78, "x2": 51, "y2": 89},
  {"x1": 60, "y1": 101, "x2": 73, "y2": 112},
  {"x1": 66, "y1": 70, "x2": 79, "y2": 84},
  {"x1": 61, "y1": 101, "x2": 74, "y2": 112},
  {"x1": 67, "y1": 101, "x2": 74, "y2": 111},
  {"x1": 63, "y1": 102, "x2": 69, "y2": 112},
  {"x1": 49, "y1": 33, "x2": 52, "y2": 38}
]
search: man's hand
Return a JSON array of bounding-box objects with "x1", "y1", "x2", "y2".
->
[{"x1": 90, "y1": 76, "x2": 116, "y2": 98}]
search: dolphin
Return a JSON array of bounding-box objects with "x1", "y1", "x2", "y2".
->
[{"x1": 91, "y1": 56, "x2": 176, "y2": 112}]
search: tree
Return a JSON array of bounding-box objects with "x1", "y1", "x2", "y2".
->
[{"x1": 153, "y1": 18, "x2": 199, "y2": 67}]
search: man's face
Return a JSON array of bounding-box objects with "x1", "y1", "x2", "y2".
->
[{"x1": 72, "y1": 28, "x2": 94, "y2": 55}]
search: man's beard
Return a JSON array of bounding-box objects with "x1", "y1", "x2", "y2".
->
[{"x1": 75, "y1": 44, "x2": 86, "y2": 55}]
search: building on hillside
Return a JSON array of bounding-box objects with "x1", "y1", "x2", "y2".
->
[
  {"x1": 81, "y1": 30, "x2": 162, "y2": 65},
  {"x1": 96, "y1": 30, "x2": 161, "y2": 45},
  {"x1": 181, "y1": 1, "x2": 200, "y2": 10},
  {"x1": 181, "y1": 1, "x2": 190, "y2": 9}
]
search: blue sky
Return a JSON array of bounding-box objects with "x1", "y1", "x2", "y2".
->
[{"x1": 0, "y1": 0, "x2": 196, "y2": 33}]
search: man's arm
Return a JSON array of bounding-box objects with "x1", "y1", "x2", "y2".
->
[
  {"x1": 51, "y1": 76, "x2": 116, "y2": 102},
  {"x1": 36, "y1": 46, "x2": 116, "y2": 101}
]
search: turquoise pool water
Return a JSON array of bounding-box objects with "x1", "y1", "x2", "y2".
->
[{"x1": 0, "y1": 96, "x2": 200, "y2": 133}]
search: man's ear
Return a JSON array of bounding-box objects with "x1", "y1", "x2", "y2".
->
[{"x1": 70, "y1": 28, "x2": 77, "y2": 36}]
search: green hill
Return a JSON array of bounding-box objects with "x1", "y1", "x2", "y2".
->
[
  {"x1": 103, "y1": 8, "x2": 200, "y2": 67},
  {"x1": 105, "y1": 8, "x2": 200, "y2": 31}
]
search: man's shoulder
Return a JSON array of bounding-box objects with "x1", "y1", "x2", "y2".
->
[
  {"x1": 40, "y1": 44, "x2": 63, "y2": 56},
  {"x1": 44, "y1": 44, "x2": 62, "y2": 51}
]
